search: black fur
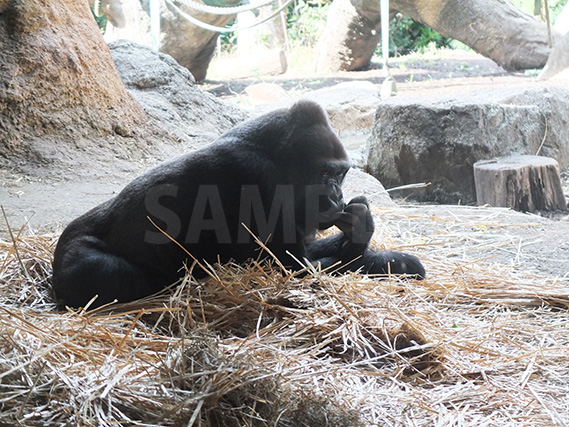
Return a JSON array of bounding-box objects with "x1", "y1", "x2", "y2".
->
[{"x1": 52, "y1": 100, "x2": 425, "y2": 308}]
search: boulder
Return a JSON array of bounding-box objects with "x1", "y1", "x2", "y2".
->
[
  {"x1": 343, "y1": 168, "x2": 396, "y2": 208},
  {"x1": 302, "y1": 81, "x2": 382, "y2": 133},
  {"x1": 110, "y1": 40, "x2": 247, "y2": 148},
  {"x1": 494, "y1": 87, "x2": 569, "y2": 168},
  {"x1": 251, "y1": 81, "x2": 381, "y2": 134},
  {"x1": 365, "y1": 87, "x2": 569, "y2": 204}
]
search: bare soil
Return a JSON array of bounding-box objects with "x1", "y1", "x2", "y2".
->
[
  {"x1": 203, "y1": 49, "x2": 558, "y2": 101},
  {"x1": 1, "y1": 49, "x2": 568, "y2": 279}
]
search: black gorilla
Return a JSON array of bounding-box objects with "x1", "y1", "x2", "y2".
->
[{"x1": 52, "y1": 100, "x2": 425, "y2": 308}]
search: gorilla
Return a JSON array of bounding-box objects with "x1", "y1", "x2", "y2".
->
[{"x1": 52, "y1": 100, "x2": 425, "y2": 309}]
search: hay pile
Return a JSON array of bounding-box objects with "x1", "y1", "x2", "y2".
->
[{"x1": 1, "y1": 206, "x2": 568, "y2": 426}]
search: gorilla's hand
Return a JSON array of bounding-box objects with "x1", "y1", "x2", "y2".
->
[
  {"x1": 334, "y1": 196, "x2": 374, "y2": 245},
  {"x1": 364, "y1": 250, "x2": 426, "y2": 279}
]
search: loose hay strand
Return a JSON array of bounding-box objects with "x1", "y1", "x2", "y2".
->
[
  {"x1": 1, "y1": 206, "x2": 569, "y2": 426},
  {"x1": 1, "y1": 205, "x2": 31, "y2": 281}
]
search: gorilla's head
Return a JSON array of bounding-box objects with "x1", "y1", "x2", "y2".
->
[{"x1": 277, "y1": 100, "x2": 351, "y2": 234}]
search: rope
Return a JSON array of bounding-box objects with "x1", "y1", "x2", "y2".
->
[
  {"x1": 170, "y1": 0, "x2": 279, "y2": 15},
  {"x1": 165, "y1": 0, "x2": 293, "y2": 33}
]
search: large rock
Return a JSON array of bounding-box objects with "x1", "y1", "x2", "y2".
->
[
  {"x1": 491, "y1": 87, "x2": 569, "y2": 168},
  {"x1": 365, "y1": 87, "x2": 569, "y2": 204},
  {"x1": 302, "y1": 81, "x2": 382, "y2": 133},
  {"x1": 343, "y1": 168, "x2": 396, "y2": 208},
  {"x1": 251, "y1": 81, "x2": 381, "y2": 134},
  {"x1": 110, "y1": 40, "x2": 247, "y2": 148}
]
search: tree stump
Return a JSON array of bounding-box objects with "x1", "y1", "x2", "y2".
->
[{"x1": 474, "y1": 155, "x2": 567, "y2": 212}]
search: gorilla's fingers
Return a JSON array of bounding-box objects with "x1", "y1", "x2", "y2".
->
[
  {"x1": 342, "y1": 202, "x2": 368, "y2": 217},
  {"x1": 334, "y1": 200, "x2": 374, "y2": 242},
  {"x1": 334, "y1": 211, "x2": 359, "y2": 235},
  {"x1": 346, "y1": 195, "x2": 369, "y2": 207}
]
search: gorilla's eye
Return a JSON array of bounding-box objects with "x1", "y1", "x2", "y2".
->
[{"x1": 320, "y1": 164, "x2": 349, "y2": 184}]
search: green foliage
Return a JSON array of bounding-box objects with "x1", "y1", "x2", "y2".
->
[
  {"x1": 510, "y1": 0, "x2": 568, "y2": 21},
  {"x1": 287, "y1": 0, "x2": 330, "y2": 48},
  {"x1": 384, "y1": 14, "x2": 453, "y2": 57},
  {"x1": 218, "y1": 0, "x2": 330, "y2": 54},
  {"x1": 550, "y1": 0, "x2": 569, "y2": 21},
  {"x1": 219, "y1": 20, "x2": 237, "y2": 54},
  {"x1": 90, "y1": 7, "x2": 107, "y2": 34}
]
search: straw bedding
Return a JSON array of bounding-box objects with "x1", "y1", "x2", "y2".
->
[{"x1": 1, "y1": 206, "x2": 568, "y2": 426}]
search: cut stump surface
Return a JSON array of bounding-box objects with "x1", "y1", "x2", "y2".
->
[{"x1": 474, "y1": 155, "x2": 567, "y2": 212}]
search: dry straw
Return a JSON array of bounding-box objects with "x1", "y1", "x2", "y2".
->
[{"x1": 1, "y1": 205, "x2": 568, "y2": 426}]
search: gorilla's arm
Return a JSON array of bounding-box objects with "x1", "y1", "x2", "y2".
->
[
  {"x1": 305, "y1": 196, "x2": 425, "y2": 278},
  {"x1": 305, "y1": 196, "x2": 371, "y2": 261}
]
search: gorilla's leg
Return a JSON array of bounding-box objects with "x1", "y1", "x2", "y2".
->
[{"x1": 52, "y1": 237, "x2": 168, "y2": 309}]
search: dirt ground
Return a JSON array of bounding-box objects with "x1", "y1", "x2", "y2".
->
[
  {"x1": 204, "y1": 48, "x2": 561, "y2": 101},
  {"x1": 1, "y1": 49, "x2": 569, "y2": 279}
]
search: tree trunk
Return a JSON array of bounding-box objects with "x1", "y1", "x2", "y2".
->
[
  {"x1": 160, "y1": 1, "x2": 239, "y2": 82},
  {"x1": 396, "y1": 0, "x2": 556, "y2": 70},
  {"x1": 474, "y1": 155, "x2": 567, "y2": 213},
  {"x1": 100, "y1": 0, "x2": 239, "y2": 81},
  {"x1": 553, "y1": 2, "x2": 569, "y2": 36},
  {"x1": 0, "y1": 0, "x2": 145, "y2": 159},
  {"x1": 317, "y1": 0, "x2": 557, "y2": 73},
  {"x1": 538, "y1": 30, "x2": 569, "y2": 80},
  {"x1": 316, "y1": 0, "x2": 383, "y2": 73}
]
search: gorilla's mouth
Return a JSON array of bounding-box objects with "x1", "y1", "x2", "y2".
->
[{"x1": 316, "y1": 195, "x2": 346, "y2": 228}]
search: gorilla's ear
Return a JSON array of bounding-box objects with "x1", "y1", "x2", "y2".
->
[{"x1": 288, "y1": 100, "x2": 329, "y2": 127}]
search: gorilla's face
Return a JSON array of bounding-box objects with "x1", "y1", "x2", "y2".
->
[
  {"x1": 285, "y1": 121, "x2": 351, "y2": 234},
  {"x1": 309, "y1": 160, "x2": 350, "y2": 229}
]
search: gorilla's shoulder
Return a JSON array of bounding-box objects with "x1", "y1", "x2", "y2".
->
[{"x1": 117, "y1": 99, "x2": 332, "y2": 194}]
